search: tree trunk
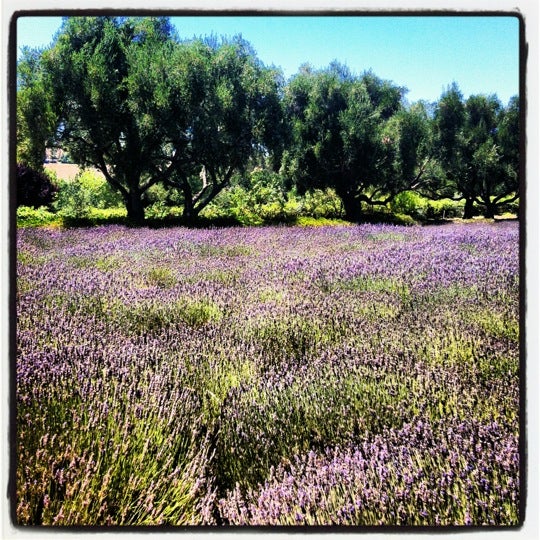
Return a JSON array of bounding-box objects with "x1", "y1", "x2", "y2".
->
[
  {"x1": 125, "y1": 189, "x2": 145, "y2": 224},
  {"x1": 339, "y1": 192, "x2": 361, "y2": 222},
  {"x1": 182, "y1": 181, "x2": 197, "y2": 225},
  {"x1": 483, "y1": 200, "x2": 496, "y2": 219},
  {"x1": 463, "y1": 197, "x2": 475, "y2": 219}
]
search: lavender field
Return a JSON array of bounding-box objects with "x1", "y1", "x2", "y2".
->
[{"x1": 16, "y1": 221, "x2": 520, "y2": 526}]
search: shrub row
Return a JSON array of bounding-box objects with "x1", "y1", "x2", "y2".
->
[{"x1": 17, "y1": 166, "x2": 511, "y2": 228}]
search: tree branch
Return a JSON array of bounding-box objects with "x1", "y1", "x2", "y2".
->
[{"x1": 96, "y1": 154, "x2": 128, "y2": 199}]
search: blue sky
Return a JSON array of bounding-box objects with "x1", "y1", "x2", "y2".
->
[{"x1": 16, "y1": 14, "x2": 520, "y2": 105}]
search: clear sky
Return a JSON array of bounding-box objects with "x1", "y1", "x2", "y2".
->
[{"x1": 16, "y1": 14, "x2": 520, "y2": 105}]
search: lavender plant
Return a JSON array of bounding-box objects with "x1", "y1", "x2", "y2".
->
[{"x1": 16, "y1": 221, "x2": 520, "y2": 526}]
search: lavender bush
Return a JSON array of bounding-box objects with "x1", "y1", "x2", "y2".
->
[{"x1": 16, "y1": 221, "x2": 520, "y2": 526}]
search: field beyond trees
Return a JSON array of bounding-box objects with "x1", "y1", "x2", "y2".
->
[{"x1": 16, "y1": 221, "x2": 520, "y2": 526}]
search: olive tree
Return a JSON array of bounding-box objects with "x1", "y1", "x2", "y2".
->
[
  {"x1": 433, "y1": 84, "x2": 519, "y2": 218},
  {"x1": 20, "y1": 16, "x2": 284, "y2": 223},
  {"x1": 282, "y1": 63, "x2": 429, "y2": 221},
  {"x1": 128, "y1": 35, "x2": 285, "y2": 222},
  {"x1": 16, "y1": 47, "x2": 57, "y2": 169}
]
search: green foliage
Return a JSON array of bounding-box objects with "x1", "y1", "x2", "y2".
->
[
  {"x1": 433, "y1": 85, "x2": 519, "y2": 218},
  {"x1": 201, "y1": 168, "x2": 290, "y2": 225},
  {"x1": 61, "y1": 208, "x2": 128, "y2": 228},
  {"x1": 425, "y1": 199, "x2": 465, "y2": 220},
  {"x1": 21, "y1": 17, "x2": 284, "y2": 223},
  {"x1": 282, "y1": 63, "x2": 430, "y2": 221},
  {"x1": 124, "y1": 32, "x2": 286, "y2": 222},
  {"x1": 17, "y1": 47, "x2": 57, "y2": 169},
  {"x1": 16, "y1": 206, "x2": 60, "y2": 228},
  {"x1": 124, "y1": 298, "x2": 223, "y2": 334},
  {"x1": 390, "y1": 190, "x2": 427, "y2": 217},
  {"x1": 200, "y1": 167, "x2": 346, "y2": 225},
  {"x1": 17, "y1": 16, "x2": 519, "y2": 226},
  {"x1": 53, "y1": 170, "x2": 123, "y2": 219},
  {"x1": 391, "y1": 191, "x2": 463, "y2": 221},
  {"x1": 144, "y1": 203, "x2": 183, "y2": 221},
  {"x1": 145, "y1": 267, "x2": 177, "y2": 289},
  {"x1": 357, "y1": 209, "x2": 417, "y2": 226},
  {"x1": 295, "y1": 216, "x2": 351, "y2": 227},
  {"x1": 299, "y1": 188, "x2": 344, "y2": 218}
]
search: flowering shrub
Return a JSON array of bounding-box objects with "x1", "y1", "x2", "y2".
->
[
  {"x1": 16, "y1": 221, "x2": 520, "y2": 526},
  {"x1": 220, "y1": 419, "x2": 519, "y2": 526}
]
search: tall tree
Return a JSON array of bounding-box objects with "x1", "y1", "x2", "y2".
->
[
  {"x1": 36, "y1": 16, "x2": 177, "y2": 222},
  {"x1": 16, "y1": 47, "x2": 57, "y2": 169},
  {"x1": 434, "y1": 84, "x2": 519, "y2": 218},
  {"x1": 382, "y1": 100, "x2": 435, "y2": 196},
  {"x1": 481, "y1": 95, "x2": 520, "y2": 217},
  {"x1": 129, "y1": 36, "x2": 285, "y2": 222},
  {"x1": 432, "y1": 83, "x2": 472, "y2": 213},
  {"x1": 21, "y1": 17, "x2": 284, "y2": 223},
  {"x1": 282, "y1": 64, "x2": 428, "y2": 221}
]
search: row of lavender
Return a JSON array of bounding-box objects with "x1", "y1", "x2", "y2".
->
[{"x1": 16, "y1": 221, "x2": 520, "y2": 526}]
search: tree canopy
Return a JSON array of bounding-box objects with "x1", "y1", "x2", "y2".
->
[
  {"x1": 16, "y1": 17, "x2": 520, "y2": 223},
  {"x1": 18, "y1": 16, "x2": 284, "y2": 223},
  {"x1": 282, "y1": 64, "x2": 431, "y2": 221},
  {"x1": 433, "y1": 84, "x2": 519, "y2": 218}
]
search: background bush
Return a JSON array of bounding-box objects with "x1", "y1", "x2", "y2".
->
[
  {"x1": 16, "y1": 205, "x2": 59, "y2": 227},
  {"x1": 200, "y1": 170, "x2": 345, "y2": 225},
  {"x1": 390, "y1": 191, "x2": 464, "y2": 221},
  {"x1": 53, "y1": 170, "x2": 123, "y2": 219},
  {"x1": 16, "y1": 163, "x2": 58, "y2": 208},
  {"x1": 18, "y1": 163, "x2": 516, "y2": 228}
]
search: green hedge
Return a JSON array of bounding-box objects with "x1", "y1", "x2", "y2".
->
[{"x1": 17, "y1": 206, "x2": 60, "y2": 227}]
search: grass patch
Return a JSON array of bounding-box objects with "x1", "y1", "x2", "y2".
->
[
  {"x1": 184, "y1": 353, "x2": 255, "y2": 426},
  {"x1": 421, "y1": 283, "x2": 480, "y2": 304},
  {"x1": 179, "y1": 299, "x2": 223, "y2": 327},
  {"x1": 130, "y1": 298, "x2": 222, "y2": 331},
  {"x1": 468, "y1": 308, "x2": 519, "y2": 341},
  {"x1": 68, "y1": 255, "x2": 96, "y2": 269},
  {"x1": 355, "y1": 300, "x2": 401, "y2": 321},
  {"x1": 17, "y1": 249, "x2": 49, "y2": 266},
  {"x1": 257, "y1": 287, "x2": 287, "y2": 304},
  {"x1": 17, "y1": 277, "x2": 35, "y2": 296},
  {"x1": 145, "y1": 267, "x2": 177, "y2": 289},
  {"x1": 295, "y1": 216, "x2": 352, "y2": 227},
  {"x1": 94, "y1": 256, "x2": 122, "y2": 272},
  {"x1": 245, "y1": 314, "x2": 341, "y2": 361},
  {"x1": 43, "y1": 293, "x2": 223, "y2": 333},
  {"x1": 339, "y1": 276, "x2": 411, "y2": 305}
]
